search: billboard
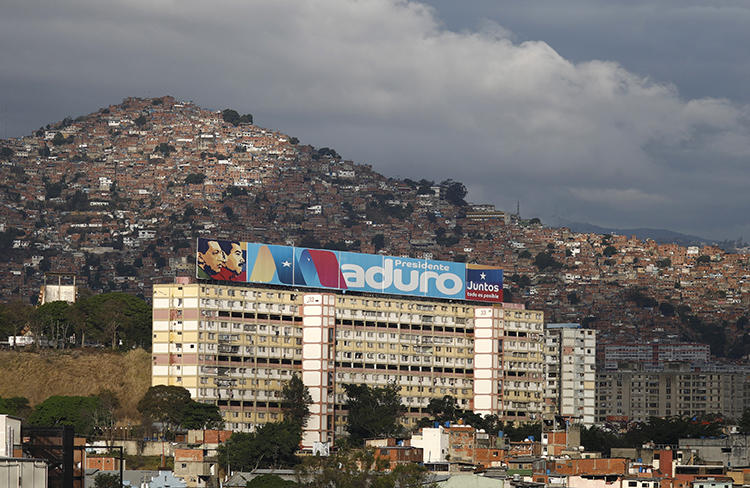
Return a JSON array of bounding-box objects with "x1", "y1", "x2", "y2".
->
[{"x1": 196, "y1": 238, "x2": 502, "y2": 303}]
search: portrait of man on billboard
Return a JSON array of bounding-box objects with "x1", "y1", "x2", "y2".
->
[
  {"x1": 215, "y1": 240, "x2": 246, "y2": 282},
  {"x1": 197, "y1": 239, "x2": 226, "y2": 279}
]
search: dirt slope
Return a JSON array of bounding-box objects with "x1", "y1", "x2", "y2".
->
[{"x1": 0, "y1": 348, "x2": 151, "y2": 421}]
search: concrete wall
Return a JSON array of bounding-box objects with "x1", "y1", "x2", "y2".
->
[
  {"x1": 679, "y1": 435, "x2": 750, "y2": 467},
  {"x1": 89, "y1": 439, "x2": 175, "y2": 457}
]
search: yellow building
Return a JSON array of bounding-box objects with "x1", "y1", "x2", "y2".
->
[{"x1": 152, "y1": 279, "x2": 545, "y2": 447}]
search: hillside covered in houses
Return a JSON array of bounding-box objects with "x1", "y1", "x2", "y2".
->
[{"x1": 0, "y1": 96, "x2": 749, "y2": 358}]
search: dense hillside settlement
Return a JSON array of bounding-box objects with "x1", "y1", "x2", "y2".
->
[{"x1": 0, "y1": 96, "x2": 749, "y2": 359}]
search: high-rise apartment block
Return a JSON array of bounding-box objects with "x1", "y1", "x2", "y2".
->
[
  {"x1": 151, "y1": 280, "x2": 546, "y2": 447},
  {"x1": 601, "y1": 342, "x2": 710, "y2": 370},
  {"x1": 596, "y1": 362, "x2": 750, "y2": 423},
  {"x1": 543, "y1": 324, "x2": 597, "y2": 426}
]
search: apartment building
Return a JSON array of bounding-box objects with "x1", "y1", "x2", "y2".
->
[
  {"x1": 596, "y1": 362, "x2": 750, "y2": 423},
  {"x1": 544, "y1": 323, "x2": 597, "y2": 426},
  {"x1": 151, "y1": 279, "x2": 545, "y2": 447},
  {"x1": 601, "y1": 342, "x2": 711, "y2": 370}
]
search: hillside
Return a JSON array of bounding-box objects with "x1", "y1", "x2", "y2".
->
[
  {"x1": 0, "y1": 348, "x2": 151, "y2": 421},
  {"x1": 0, "y1": 95, "x2": 748, "y2": 359}
]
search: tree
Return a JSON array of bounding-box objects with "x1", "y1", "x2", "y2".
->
[
  {"x1": 696, "y1": 255, "x2": 711, "y2": 265},
  {"x1": 94, "y1": 472, "x2": 121, "y2": 488},
  {"x1": 295, "y1": 448, "x2": 431, "y2": 488},
  {"x1": 282, "y1": 374, "x2": 312, "y2": 428},
  {"x1": 218, "y1": 421, "x2": 301, "y2": 470},
  {"x1": 0, "y1": 301, "x2": 34, "y2": 345},
  {"x1": 154, "y1": 142, "x2": 175, "y2": 156},
  {"x1": 222, "y1": 109, "x2": 253, "y2": 126},
  {"x1": 534, "y1": 252, "x2": 562, "y2": 271},
  {"x1": 343, "y1": 383, "x2": 404, "y2": 445},
  {"x1": 371, "y1": 234, "x2": 385, "y2": 252},
  {"x1": 443, "y1": 180, "x2": 467, "y2": 206},
  {"x1": 137, "y1": 386, "x2": 222, "y2": 433},
  {"x1": 52, "y1": 132, "x2": 66, "y2": 146},
  {"x1": 0, "y1": 397, "x2": 32, "y2": 419},
  {"x1": 180, "y1": 401, "x2": 223, "y2": 430},
  {"x1": 185, "y1": 173, "x2": 206, "y2": 185},
  {"x1": 35, "y1": 300, "x2": 73, "y2": 348},
  {"x1": 0, "y1": 146, "x2": 14, "y2": 160},
  {"x1": 222, "y1": 109, "x2": 240, "y2": 125},
  {"x1": 603, "y1": 246, "x2": 617, "y2": 257},
  {"x1": 137, "y1": 385, "x2": 192, "y2": 433},
  {"x1": 247, "y1": 474, "x2": 296, "y2": 488},
  {"x1": 425, "y1": 395, "x2": 463, "y2": 424},
  {"x1": 739, "y1": 408, "x2": 750, "y2": 434},
  {"x1": 659, "y1": 302, "x2": 675, "y2": 317},
  {"x1": 134, "y1": 115, "x2": 147, "y2": 127},
  {"x1": 76, "y1": 292, "x2": 151, "y2": 348},
  {"x1": 92, "y1": 390, "x2": 121, "y2": 441},
  {"x1": 27, "y1": 395, "x2": 102, "y2": 435},
  {"x1": 580, "y1": 425, "x2": 621, "y2": 456},
  {"x1": 296, "y1": 448, "x2": 383, "y2": 488}
]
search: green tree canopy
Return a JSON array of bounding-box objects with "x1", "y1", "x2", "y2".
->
[
  {"x1": 247, "y1": 474, "x2": 296, "y2": 488},
  {"x1": 218, "y1": 420, "x2": 301, "y2": 470},
  {"x1": 154, "y1": 142, "x2": 175, "y2": 156},
  {"x1": 94, "y1": 472, "x2": 121, "y2": 488},
  {"x1": 75, "y1": 292, "x2": 151, "y2": 348},
  {"x1": 180, "y1": 401, "x2": 223, "y2": 430},
  {"x1": 222, "y1": 109, "x2": 253, "y2": 126},
  {"x1": 739, "y1": 408, "x2": 750, "y2": 434},
  {"x1": 603, "y1": 245, "x2": 618, "y2": 257},
  {"x1": 27, "y1": 395, "x2": 104, "y2": 435},
  {"x1": 137, "y1": 385, "x2": 222, "y2": 433},
  {"x1": 296, "y1": 448, "x2": 429, "y2": 488},
  {"x1": 425, "y1": 395, "x2": 463, "y2": 424},
  {"x1": 343, "y1": 383, "x2": 404, "y2": 446},
  {"x1": 281, "y1": 374, "x2": 312, "y2": 429},
  {"x1": 137, "y1": 385, "x2": 191, "y2": 432},
  {"x1": 442, "y1": 180, "x2": 467, "y2": 206},
  {"x1": 534, "y1": 251, "x2": 562, "y2": 271},
  {"x1": 0, "y1": 301, "x2": 34, "y2": 340},
  {"x1": 0, "y1": 146, "x2": 14, "y2": 160},
  {"x1": 184, "y1": 173, "x2": 206, "y2": 185},
  {"x1": 0, "y1": 397, "x2": 32, "y2": 419}
]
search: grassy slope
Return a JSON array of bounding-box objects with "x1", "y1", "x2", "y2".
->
[{"x1": 0, "y1": 348, "x2": 151, "y2": 421}]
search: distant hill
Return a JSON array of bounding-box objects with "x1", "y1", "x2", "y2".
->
[
  {"x1": 0, "y1": 348, "x2": 151, "y2": 421},
  {"x1": 550, "y1": 217, "x2": 711, "y2": 247}
]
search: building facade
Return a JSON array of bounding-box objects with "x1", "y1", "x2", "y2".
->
[
  {"x1": 601, "y1": 342, "x2": 711, "y2": 370},
  {"x1": 544, "y1": 324, "x2": 597, "y2": 426},
  {"x1": 596, "y1": 362, "x2": 750, "y2": 423},
  {"x1": 151, "y1": 279, "x2": 545, "y2": 446}
]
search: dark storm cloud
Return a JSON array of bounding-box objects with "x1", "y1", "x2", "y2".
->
[{"x1": 1, "y1": 0, "x2": 749, "y2": 239}]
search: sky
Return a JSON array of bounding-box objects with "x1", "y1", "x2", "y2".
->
[{"x1": 1, "y1": 0, "x2": 749, "y2": 240}]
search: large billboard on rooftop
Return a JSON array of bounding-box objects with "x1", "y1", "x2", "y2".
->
[{"x1": 196, "y1": 238, "x2": 502, "y2": 303}]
